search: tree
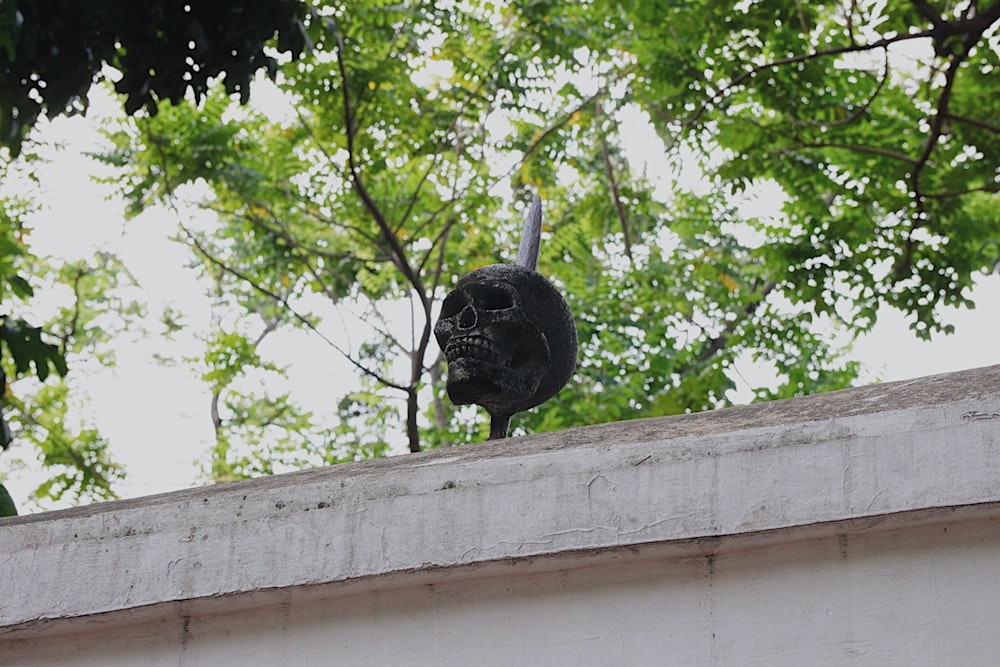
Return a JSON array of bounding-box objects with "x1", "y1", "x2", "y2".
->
[
  {"x1": 0, "y1": 158, "x2": 139, "y2": 513},
  {"x1": 3, "y1": 0, "x2": 997, "y2": 494},
  {"x1": 92, "y1": 0, "x2": 998, "y2": 477},
  {"x1": 0, "y1": 0, "x2": 308, "y2": 512}
]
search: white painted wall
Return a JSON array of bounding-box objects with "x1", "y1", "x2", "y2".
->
[{"x1": 2, "y1": 365, "x2": 1000, "y2": 666}]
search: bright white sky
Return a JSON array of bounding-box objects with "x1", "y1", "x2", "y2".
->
[{"x1": 3, "y1": 84, "x2": 1000, "y2": 512}]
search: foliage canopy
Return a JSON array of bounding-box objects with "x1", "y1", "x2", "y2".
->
[{"x1": 0, "y1": 0, "x2": 307, "y2": 155}]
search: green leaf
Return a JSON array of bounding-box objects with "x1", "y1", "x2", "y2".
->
[
  {"x1": 0, "y1": 483, "x2": 16, "y2": 517},
  {"x1": 6, "y1": 274, "x2": 34, "y2": 299},
  {"x1": 0, "y1": 319, "x2": 67, "y2": 382}
]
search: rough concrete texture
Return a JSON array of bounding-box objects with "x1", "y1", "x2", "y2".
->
[
  {"x1": 4, "y1": 508, "x2": 999, "y2": 666},
  {"x1": 1, "y1": 365, "x2": 999, "y2": 659}
]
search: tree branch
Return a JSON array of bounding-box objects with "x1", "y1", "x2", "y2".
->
[
  {"x1": 784, "y1": 49, "x2": 890, "y2": 129},
  {"x1": 179, "y1": 223, "x2": 410, "y2": 393},
  {"x1": 685, "y1": 29, "x2": 944, "y2": 127},
  {"x1": 945, "y1": 112, "x2": 1000, "y2": 134},
  {"x1": 775, "y1": 141, "x2": 920, "y2": 164},
  {"x1": 681, "y1": 281, "x2": 777, "y2": 373},
  {"x1": 596, "y1": 99, "x2": 634, "y2": 265},
  {"x1": 331, "y1": 16, "x2": 429, "y2": 311},
  {"x1": 495, "y1": 65, "x2": 637, "y2": 189},
  {"x1": 57, "y1": 267, "x2": 85, "y2": 358},
  {"x1": 900, "y1": 1, "x2": 1000, "y2": 275},
  {"x1": 427, "y1": 217, "x2": 455, "y2": 297},
  {"x1": 330, "y1": 15, "x2": 460, "y2": 452}
]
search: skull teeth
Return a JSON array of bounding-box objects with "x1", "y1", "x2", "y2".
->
[{"x1": 446, "y1": 336, "x2": 508, "y2": 366}]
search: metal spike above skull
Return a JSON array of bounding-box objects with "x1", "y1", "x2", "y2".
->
[{"x1": 434, "y1": 196, "x2": 577, "y2": 439}]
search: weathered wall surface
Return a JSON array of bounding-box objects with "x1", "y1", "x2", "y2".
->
[{"x1": 2, "y1": 365, "x2": 999, "y2": 665}]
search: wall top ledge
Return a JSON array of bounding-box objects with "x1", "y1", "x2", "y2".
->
[{"x1": 3, "y1": 364, "x2": 1000, "y2": 633}]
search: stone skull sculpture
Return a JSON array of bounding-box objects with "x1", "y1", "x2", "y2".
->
[{"x1": 434, "y1": 195, "x2": 577, "y2": 439}]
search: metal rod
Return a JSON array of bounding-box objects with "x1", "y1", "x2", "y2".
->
[{"x1": 488, "y1": 414, "x2": 511, "y2": 440}]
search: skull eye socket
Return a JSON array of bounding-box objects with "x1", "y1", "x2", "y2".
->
[
  {"x1": 477, "y1": 285, "x2": 514, "y2": 310},
  {"x1": 440, "y1": 293, "x2": 468, "y2": 319}
]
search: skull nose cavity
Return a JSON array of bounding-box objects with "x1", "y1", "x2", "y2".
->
[{"x1": 458, "y1": 305, "x2": 477, "y2": 330}]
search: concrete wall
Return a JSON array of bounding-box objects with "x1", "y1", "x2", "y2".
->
[{"x1": 2, "y1": 365, "x2": 999, "y2": 665}]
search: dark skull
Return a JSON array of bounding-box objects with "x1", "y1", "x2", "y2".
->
[{"x1": 434, "y1": 264, "x2": 577, "y2": 419}]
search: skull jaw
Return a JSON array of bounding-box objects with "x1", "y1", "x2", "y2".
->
[{"x1": 445, "y1": 357, "x2": 545, "y2": 417}]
